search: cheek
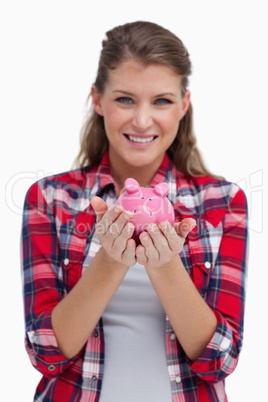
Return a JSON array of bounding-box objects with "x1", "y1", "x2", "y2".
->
[
  {"x1": 102, "y1": 105, "x2": 120, "y2": 129},
  {"x1": 161, "y1": 110, "x2": 181, "y2": 135},
  {"x1": 104, "y1": 108, "x2": 132, "y2": 133}
]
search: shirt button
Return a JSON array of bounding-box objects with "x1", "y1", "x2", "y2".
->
[
  {"x1": 48, "y1": 365, "x2": 55, "y2": 372},
  {"x1": 170, "y1": 333, "x2": 176, "y2": 341},
  {"x1": 92, "y1": 375, "x2": 97, "y2": 381},
  {"x1": 63, "y1": 258, "x2": 70, "y2": 266},
  {"x1": 175, "y1": 375, "x2": 181, "y2": 383},
  {"x1": 94, "y1": 331, "x2": 99, "y2": 338},
  {"x1": 204, "y1": 261, "x2": 211, "y2": 269}
]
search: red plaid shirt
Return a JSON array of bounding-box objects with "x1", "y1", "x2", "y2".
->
[{"x1": 21, "y1": 151, "x2": 248, "y2": 401}]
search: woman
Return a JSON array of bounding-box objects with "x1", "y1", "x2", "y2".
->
[{"x1": 21, "y1": 21, "x2": 248, "y2": 401}]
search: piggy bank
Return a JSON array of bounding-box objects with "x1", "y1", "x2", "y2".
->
[{"x1": 116, "y1": 178, "x2": 175, "y2": 243}]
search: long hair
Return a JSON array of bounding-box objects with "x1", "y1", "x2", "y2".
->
[{"x1": 74, "y1": 21, "x2": 219, "y2": 178}]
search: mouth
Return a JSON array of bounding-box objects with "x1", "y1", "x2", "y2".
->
[{"x1": 123, "y1": 134, "x2": 158, "y2": 144}]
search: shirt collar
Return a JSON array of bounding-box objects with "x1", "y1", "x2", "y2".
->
[
  {"x1": 149, "y1": 153, "x2": 177, "y2": 205},
  {"x1": 88, "y1": 151, "x2": 118, "y2": 199},
  {"x1": 89, "y1": 150, "x2": 178, "y2": 204},
  {"x1": 88, "y1": 151, "x2": 226, "y2": 227}
]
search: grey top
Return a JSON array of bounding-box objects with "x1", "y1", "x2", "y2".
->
[{"x1": 99, "y1": 262, "x2": 173, "y2": 402}]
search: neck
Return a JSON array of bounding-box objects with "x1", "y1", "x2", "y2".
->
[
  {"x1": 114, "y1": 167, "x2": 154, "y2": 193},
  {"x1": 110, "y1": 160, "x2": 162, "y2": 193},
  {"x1": 107, "y1": 147, "x2": 166, "y2": 193}
]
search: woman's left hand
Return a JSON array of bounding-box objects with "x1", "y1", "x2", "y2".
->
[{"x1": 136, "y1": 218, "x2": 196, "y2": 268}]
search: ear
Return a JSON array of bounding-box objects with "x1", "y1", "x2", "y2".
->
[
  {"x1": 179, "y1": 90, "x2": 191, "y2": 120},
  {"x1": 91, "y1": 85, "x2": 104, "y2": 116},
  {"x1": 124, "y1": 178, "x2": 142, "y2": 195},
  {"x1": 154, "y1": 182, "x2": 170, "y2": 197}
]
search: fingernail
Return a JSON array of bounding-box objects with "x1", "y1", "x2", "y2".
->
[
  {"x1": 126, "y1": 223, "x2": 134, "y2": 233},
  {"x1": 160, "y1": 221, "x2": 168, "y2": 229},
  {"x1": 124, "y1": 211, "x2": 133, "y2": 220},
  {"x1": 151, "y1": 224, "x2": 159, "y2": 232},
  {"x1": 114, "y1": 205, "x2": 121, "y2": 213},
  {"x1": 142, "y1": 235, "x2": 149, "y2": 241}
]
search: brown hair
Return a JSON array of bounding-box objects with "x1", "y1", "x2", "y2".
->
[{"x1": 75, "y1": 21, "x2": 219, "y2": 178}]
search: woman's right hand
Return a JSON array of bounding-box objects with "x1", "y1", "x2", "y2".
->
[{"x1": 90, "y1": 196, "x2": 137, "y2": 267}]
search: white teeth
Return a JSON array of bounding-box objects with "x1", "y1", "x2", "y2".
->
[{"x1": 128, "y1": 135, "x2": 155, "y2": 143}]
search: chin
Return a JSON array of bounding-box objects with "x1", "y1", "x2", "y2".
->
[{"x1": 124, "y1": 155, "x2": 155, "y2": 167}]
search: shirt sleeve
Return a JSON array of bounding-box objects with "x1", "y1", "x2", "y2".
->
[
  {"x1": 189, "y1": 184, "x2": 248, "y2": 383},
  {"x1": 21, "y1": 180, "x2": 83, "y2": 378}
]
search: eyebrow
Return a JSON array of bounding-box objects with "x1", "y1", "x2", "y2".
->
[{"x1": 112, "y1": 90, "x2": 177, "y2": 98}]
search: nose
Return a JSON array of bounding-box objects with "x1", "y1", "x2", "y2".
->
[
  {"x1": 132, "y1": 204, "x2": 155, "y2": 224},
  {"x1": 132, "y1": 204, "x2": 156, "y2": 235},
  {"x1": 132, "y1": 104, "x2": 153, "y2": 131},
  {"x1": 134, "y1": 204, "x2": 154, "y2": 217}
]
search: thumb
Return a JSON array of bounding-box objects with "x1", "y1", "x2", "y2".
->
[
  {"x1": 90, "y1": 196, "x2": 108, "y2": 222},
  {"x1": 174, "y1": 218, "x2": 196, "y2": 239}
]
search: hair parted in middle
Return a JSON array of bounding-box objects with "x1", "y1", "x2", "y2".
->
[{"x1": 75, "y1": 20, "x2": 219, "y2": 178}]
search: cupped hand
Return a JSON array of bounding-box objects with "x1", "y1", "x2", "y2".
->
[
  {"x1": 135, "y1": 218, "x2": 196, "y2": 268},
  {"x1": 90, "y1": 196, "x2": 137, "y2": 267}
]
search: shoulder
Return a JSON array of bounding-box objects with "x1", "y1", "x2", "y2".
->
[
  {"x1": 42, "y1": 165, "x2": 98, "y2": 187},
  {"x1": 24, "y1": 164, "x2": 98, "y2": 207},
  {"x1": 175, "y1": 172, "x2": 247, "y2": 226},
  {"x1": 191, "y1": 175, "x2": 247, "y2": 205},
  {"x1": 177, "y1": 172, "x2": 246, "y2": 201}
]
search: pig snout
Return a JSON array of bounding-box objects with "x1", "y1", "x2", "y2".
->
[
  {"x1": 131, "y1": 204, "x2": 156, "y2": 233},
  {"x1": 133, "y1": 204, "x2": 155, "y2": 219}
]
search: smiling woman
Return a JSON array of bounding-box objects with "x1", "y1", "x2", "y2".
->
[
  {"x1": 75, "y1": 21, "x2": 215, "y2": 182},
  {"x1": 21, "y1": 20, "x2": 248, "y2": 402},
  {"x1": 90, "y1": 60, "x2": 190, "y2": 190}
]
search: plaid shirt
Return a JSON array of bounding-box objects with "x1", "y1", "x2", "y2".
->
[{"x1": 21, "y1": 151, "x2": 248, "y2": 402}]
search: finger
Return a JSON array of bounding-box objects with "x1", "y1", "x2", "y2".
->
[
  {"x1": 90, "y1": 196, "x2": 108, "y2": 223},
  {"x1": 146, "y1": 224, "x2": 169, "y2": 253},
  {"x1": 109, "y1": 223, "x2": 135, "y2": 265},
  {"x1": 139, "y1": 231, "x2": 159, "y2": 263},
  {"x1": 112, "y1": 221, "x2": 135, "y2": 249},
  {"x1": 135, "y1": 243, "x2": 148, "y2": 265},
  {"x1": 121, "y1": 238, "x2": 137, "y2": 266},
  {"x1": 96, "y1": 204, "x2": 125, "y2": 239},
  {"x1": 108, "y1": 209, "x2": 133, "y2": 237},
  {"x1": 99, "y1": 220, "x2": 135, "y2": 263},
  {"x1": 174, "y1": 218, "x2": 196, "y2": 239},
  {"x1": 93, "y1": 203, "x2": 126, "y2": 244},
  {"x1": 158, "y1": 221, "x2": 180, "y2": 251}
]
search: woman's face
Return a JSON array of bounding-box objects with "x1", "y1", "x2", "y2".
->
[{"x1": 92, "y1": 59, "x2": 190, "y2": 179}]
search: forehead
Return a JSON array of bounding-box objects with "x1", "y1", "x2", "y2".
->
[{"x1": 106, "y1": 59, "x2": 182, "y2": 92}]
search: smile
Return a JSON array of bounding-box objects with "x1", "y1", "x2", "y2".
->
[{"x1": 124, "y1": 134, "x2": 157, "y2": 143}]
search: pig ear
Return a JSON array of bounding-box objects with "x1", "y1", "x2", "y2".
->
[
  {"x1": 154, "y1": 182, "x2": 170, "y2": 197},
  {"x1": 124, "y1": 178, "x2": 141, "y2": 194}
]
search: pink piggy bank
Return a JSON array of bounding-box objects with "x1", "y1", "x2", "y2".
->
[{"x1": 116, "y1": 178, "x2": 175, "y2": 243}]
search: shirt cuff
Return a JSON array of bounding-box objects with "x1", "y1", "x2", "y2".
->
[
  {"x1": 188, "y1": 311, "x2": 239, "y2": 383},
  {"x1": 26, "y1": 311, "x2": 82, "y2": 378}
]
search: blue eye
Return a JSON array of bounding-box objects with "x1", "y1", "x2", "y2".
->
[
  {"x1": 116, "y1": 97, "x2": 133, "y2": 104},
  {"x1": 155, "y1": 98, "x2": 173, "y2": 105}
]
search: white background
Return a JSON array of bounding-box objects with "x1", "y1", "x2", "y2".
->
[{"x1": 1, "y1": 1, "x2": 267, "y2": 400}]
